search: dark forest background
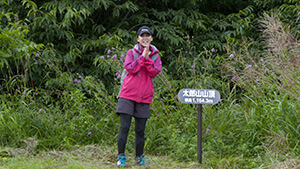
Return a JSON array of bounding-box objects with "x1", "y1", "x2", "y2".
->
[{"x1": 0, "y1": 0, "x2": 299, "y2": 168}]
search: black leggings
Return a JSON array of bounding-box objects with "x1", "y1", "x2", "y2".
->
[{"x1": 117, "y1": 113, "x2": 147, "y2": 156}]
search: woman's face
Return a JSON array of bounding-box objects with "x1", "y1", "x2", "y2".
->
[{"x1": 137, "y1": 33, "x2": 153, "y2": 47}]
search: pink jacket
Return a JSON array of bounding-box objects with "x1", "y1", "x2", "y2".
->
[{"x1": 118, "y1": 44, "x2": 162, "y2": 103}]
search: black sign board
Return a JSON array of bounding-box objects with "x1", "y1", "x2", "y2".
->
[
  {"x1": 178, "y1": 88, "x2": 221, "y2": 164},
  {"x1": 178, "y1": 89, "x2": 220, "y2": 105}
]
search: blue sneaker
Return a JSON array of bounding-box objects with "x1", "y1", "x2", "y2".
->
[
  {"x1": 135, "y1": 155, "x2": 149, "y2": 167},
  {"x1": 117, "y1": 153, "x2": 127, "y2": 167}
]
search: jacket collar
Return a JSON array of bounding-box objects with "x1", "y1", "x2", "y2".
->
[{"x1": 133, "y1": 43, "x2": 159, "y2": 54}]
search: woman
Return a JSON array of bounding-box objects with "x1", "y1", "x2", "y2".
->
[{"x1": 116, "y1": 25, "x2": 162, "y2": 167}]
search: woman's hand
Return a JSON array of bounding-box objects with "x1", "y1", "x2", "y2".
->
[{"x1": 142, "y1": 43, "x2": 150, "y2": 59}]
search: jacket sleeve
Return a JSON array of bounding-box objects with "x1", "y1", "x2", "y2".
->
[
  {"x1": 144, "y1": 55, "x2": 162, "y2": 78},
  {"x1": 124, "y1": 49, "x2": 144, "y2": 74}
]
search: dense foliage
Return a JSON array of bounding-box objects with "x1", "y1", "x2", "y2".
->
[{"x1": 0, "y1": 0, "x2": 299, "y2": 167}]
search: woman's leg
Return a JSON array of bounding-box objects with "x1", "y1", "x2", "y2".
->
[
  {"x1": 118, "y1": 113, "x2": 132, "y2": 154},
  {"x1": 134, "y1": 117, "x2": 147, "y2": 156}
]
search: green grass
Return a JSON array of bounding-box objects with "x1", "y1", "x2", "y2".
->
[
  {"x1": 1, "y1": 145, "x2": 299, "y2": 169},
  {"x1": 0, "y1": 145, "x2": 200, "y2": 169}
]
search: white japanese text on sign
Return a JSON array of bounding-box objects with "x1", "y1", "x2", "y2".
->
[{"x1": 178, "y1": 89, "x2": 221, "y2": 105}]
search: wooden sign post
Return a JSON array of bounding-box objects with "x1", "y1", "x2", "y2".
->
[{"x1": 178, "y1": 89, "x2": 221, "y2": 164}]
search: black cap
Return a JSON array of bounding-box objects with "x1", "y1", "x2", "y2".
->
[{"x1": 137, "y1": 26, "x2": 153, "y2": 36}]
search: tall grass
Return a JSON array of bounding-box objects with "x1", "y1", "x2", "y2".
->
[
  {"x1": 221, "y1": 12, "x2": 300, "y2": 157},
  {"x1": 0, "y1": 12, "x2": 299, "y2": 169}
]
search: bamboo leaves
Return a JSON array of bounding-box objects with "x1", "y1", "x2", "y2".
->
[{"x1": 112, "y1": 1, "x2": 138, "y2": 17}]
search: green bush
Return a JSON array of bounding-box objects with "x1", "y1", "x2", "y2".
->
[{"x1": 0, "y1": 1, "x2": 299, "y2": 167}]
